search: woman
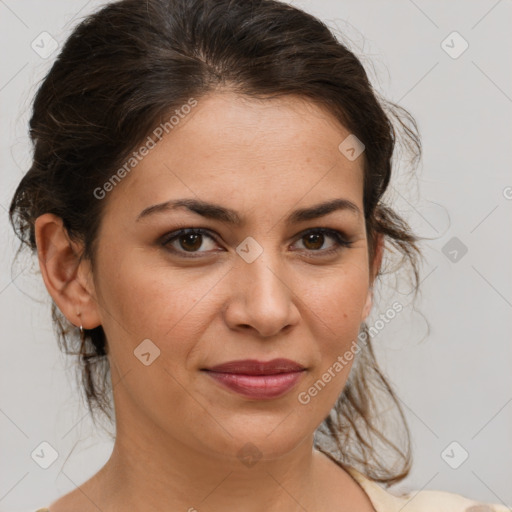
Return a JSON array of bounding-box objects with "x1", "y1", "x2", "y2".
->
[{"x1": 9, "y1": 0, "x2": 508, "y2": 511}]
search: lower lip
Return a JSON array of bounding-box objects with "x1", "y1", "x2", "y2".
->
[{"x1": 203, "y1": 370, "x2": 305, "y2": 399}]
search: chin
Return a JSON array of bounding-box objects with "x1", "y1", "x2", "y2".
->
[{"x1": 200, "y1": 419, "x2": 311, "y2": 464}]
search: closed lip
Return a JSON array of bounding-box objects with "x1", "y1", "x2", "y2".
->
[{"x1": 202, "y1": 358, "x2": 305, "y2": 375}]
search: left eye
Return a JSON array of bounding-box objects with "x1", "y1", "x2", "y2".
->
[
  {"x1": 161, "y1": 228, "x2": 352, "y2": 258},
  {"x1": 292, "y1": 228, "x2": 352, "y2": 255}
]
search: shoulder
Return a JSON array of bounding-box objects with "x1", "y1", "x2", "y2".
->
[{"x1": 345, "y1": 466, "x2": 510, "y2": 512}]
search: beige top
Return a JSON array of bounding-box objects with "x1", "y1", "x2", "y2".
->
[
  {"x1": 346, "y1": 466, "x2": 509, "y2": 511},
  {"x1": 33, "y1": 467, "x2": 509, "y2": 512}
]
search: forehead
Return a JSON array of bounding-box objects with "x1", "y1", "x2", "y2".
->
[{"x1": 108, "y1": 91, "x2": 365, "y2": 218}]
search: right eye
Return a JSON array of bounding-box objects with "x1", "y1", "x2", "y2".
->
[{"x1": 161, "y1": 228, "x2": 224, "y2": 258}]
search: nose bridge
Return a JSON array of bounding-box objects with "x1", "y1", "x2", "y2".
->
[
  {"x1": 242, "y1": 247, "x2": 286, "y2": 300},
  {"x1": 225, "y1": 240, "x2": 298, "y2": 337}
]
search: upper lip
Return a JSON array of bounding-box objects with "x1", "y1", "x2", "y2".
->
[{"x1": 203, "y1": 358, "x2": 305, "y2": 375}]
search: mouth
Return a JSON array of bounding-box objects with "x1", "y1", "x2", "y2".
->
[{"x1": 201, "y1": 358, "x2": 306, "y2": 400}]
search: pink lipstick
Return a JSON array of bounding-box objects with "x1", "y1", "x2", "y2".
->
[{"x1": 202, "y1": 358, "x2": 306, "y2": 400}]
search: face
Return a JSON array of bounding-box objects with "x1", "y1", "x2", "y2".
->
[{"x1": 74, "y1": 91, "x2": 381, "y2": 461}]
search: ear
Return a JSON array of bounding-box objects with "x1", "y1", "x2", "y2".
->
[
  {"x1": 361, "y1": 233, "x2": 384, "y2": 322},
  {"x1": 34, "y1": 213, "x2": 102, "y2": 329}
]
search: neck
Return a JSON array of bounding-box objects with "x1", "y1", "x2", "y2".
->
[{"x1": 90, "y1": 410, "x2": 347, "y2": 512}]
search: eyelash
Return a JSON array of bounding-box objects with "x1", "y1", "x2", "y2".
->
[{"x1": 160, "y1": 227, "x2": 353, "y2": 259}]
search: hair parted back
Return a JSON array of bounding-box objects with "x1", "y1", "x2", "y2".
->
[{"x1": 9, "y1": 0, "x2": 425, "y2": 486}]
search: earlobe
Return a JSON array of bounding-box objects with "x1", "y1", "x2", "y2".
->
[
  {"x1": 361, "y1": 286, "x2": 373, "y2": 322},
  {"x1": 371, "y1": 233, "x2": 384, "y2": 283},
  {"x1": 34, "y1": 213, "x2": 101, "y2": 329},
  {"x1": 361, "y1": 234, "x2": 384, "y2": 322}
]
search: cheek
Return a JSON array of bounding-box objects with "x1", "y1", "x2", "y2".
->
[
  {"x1": 96, "y1": 251, "x2": 216, "y2": 428},
  {"x1": 301, "y1": 265, "x2": 369, "y2": 337},
  {"x1": 96, "y1": 248, "x2": 226, "y2": 383},
  {"x1": 298, "y1": 265, "x2": 368, "y2": 387},
  {"x1": 97, "y1": 247, "x2": 203, "y2": 335},
  {"x1": 294, "y1": 275, "x2": 367, "y2": 419}
]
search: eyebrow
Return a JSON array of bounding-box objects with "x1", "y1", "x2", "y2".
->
[{"x1": 136, "y1": 197, "x2": 362, "y2": 225}]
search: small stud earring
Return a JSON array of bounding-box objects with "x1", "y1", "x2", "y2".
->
[{"x1": 76, "y1": 312, "x2": 84, "y2": 340}]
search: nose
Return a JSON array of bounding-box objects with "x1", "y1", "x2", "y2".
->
[{"x1": 222, "y1": 251, "x2": 300, "y2": 338}]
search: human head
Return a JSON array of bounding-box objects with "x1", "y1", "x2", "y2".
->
[{"x1": 9, "y1": 0, "x2": 422, "y2": 484}]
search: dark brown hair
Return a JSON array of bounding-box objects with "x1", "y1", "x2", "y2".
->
[{"x1": 9, "y1": 0, "x2": 424, "y2": 486}]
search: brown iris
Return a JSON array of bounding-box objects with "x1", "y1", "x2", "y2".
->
[
  {"x1": 178, "y1": 233, "x2": 203, "y2": 252},
  {"x1": 302, "y1": 232, "x2": 325, "y2": 251}
]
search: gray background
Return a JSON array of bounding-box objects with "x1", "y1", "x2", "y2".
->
[{"x1": 1, "y1": 0, "x2": 511, "y2": 510}]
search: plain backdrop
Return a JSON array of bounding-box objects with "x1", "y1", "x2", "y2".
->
[{"x1": 1, "y1": 0, "x2": 511, "y2": 510}]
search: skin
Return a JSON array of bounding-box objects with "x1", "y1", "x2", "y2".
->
[{"x1": 35, "y1": 91, "x2": 383, "y2": 512}]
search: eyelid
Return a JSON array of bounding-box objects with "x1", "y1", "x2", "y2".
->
[
  {"x1": 160, "y1": 228, "x2": 221, "y2": 257},
  {"x1": 160, "y1": 226, "x2": 354, "y2": 258},
  {"x1": 291, "y1": 227, "x2": 353, "y2": 255}
]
